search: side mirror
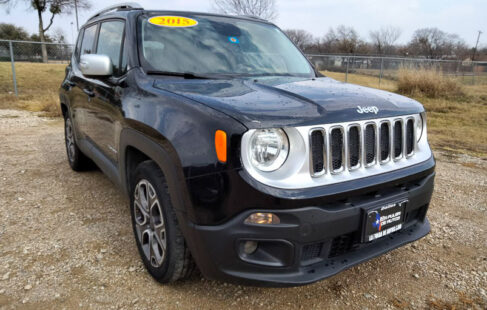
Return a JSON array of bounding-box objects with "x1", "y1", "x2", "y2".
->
[{"x1": 79, "y1": 54, "x2": 113, "y2": 76}]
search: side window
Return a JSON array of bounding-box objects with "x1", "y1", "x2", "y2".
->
[
  {"x1": 80, "y1": 24, "x2": 97, "y2": 56},
  {"x1": 74, "y1": 28, "x2": 84, "y2": 61},
  {"x1": 96, "y1": 20, "x2": 125, "y2": 76}
]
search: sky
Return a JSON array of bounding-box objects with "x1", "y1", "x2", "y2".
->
[{"x1": 1, "y1": 0, "x2": 485, "y2": 46}]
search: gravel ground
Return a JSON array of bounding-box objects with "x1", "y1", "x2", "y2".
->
[{"x1": 0, "y1": 109, "x2": 486, "y2": 310}]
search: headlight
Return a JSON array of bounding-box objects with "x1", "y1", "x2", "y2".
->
[
  {"x1": 249, "y1": 128, "x2": 289, "y2": 172},
  {"x1": 416, "y1": 113, "x2": 425, "y2": 142}
]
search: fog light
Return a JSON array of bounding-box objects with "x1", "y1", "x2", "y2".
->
[
  {"x1": 243, "y1": 241, "x2": 258, "y2": 254},
  {"x1": 244, "y1": 212, "x2": 280, "y2": 225}
]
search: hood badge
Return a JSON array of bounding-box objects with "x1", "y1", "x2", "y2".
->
[{"x1": 357, "y1": 105, "x2": 379, "y2": 114}]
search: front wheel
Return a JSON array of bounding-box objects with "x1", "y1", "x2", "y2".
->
[{"x1": 130, "y1": 160, "x2": 195, "y2": 283}]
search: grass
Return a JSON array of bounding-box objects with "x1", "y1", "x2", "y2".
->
[
  {"x1": 0, "y1": 62, "x2": 486, "y2": 157},
  {"x1": 0, "y1": 62, "x2": 66, "y2": 117},
  {"x1": 396, "y1": 67, "x2": 465, "y2": 98}
]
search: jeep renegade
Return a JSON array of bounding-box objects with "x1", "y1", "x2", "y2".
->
[{"x1": 59, "y1": 3, "x2": 435, "y2": 286}]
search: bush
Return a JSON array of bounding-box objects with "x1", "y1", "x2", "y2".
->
[{"x1": 397, "y1": 67, "x2": 465, "y2": 98}]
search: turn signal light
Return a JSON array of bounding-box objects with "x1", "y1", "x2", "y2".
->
[
  {"x1": 215, "y1": 130, "x2": 227, "y2": 163},
  {"x1": 244, "y1": 213, "x2": 280, "y2": 225}
]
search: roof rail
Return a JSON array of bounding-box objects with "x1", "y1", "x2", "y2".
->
[
  {"x1": 88, "y1": 2, "x2": 143, "y2": 21},
  {"x1": 240, "y1": 15, "x2": 267, "y2": 21}
]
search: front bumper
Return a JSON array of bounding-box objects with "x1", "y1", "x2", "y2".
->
[{"x1": 184, "y1": 170, "x2": 435, "y2": 286}]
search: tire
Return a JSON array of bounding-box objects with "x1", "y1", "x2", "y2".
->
[
  {"x1": 64, "y1": 115, "x2": 92, "y2": 171},
  {"x1": 130, "y1": 160, "x2": 195, "y2": 283}
]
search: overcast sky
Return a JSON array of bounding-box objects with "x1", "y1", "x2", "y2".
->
[{"x1": 2, "y1": 0, "x2": 485, "y2": 46}]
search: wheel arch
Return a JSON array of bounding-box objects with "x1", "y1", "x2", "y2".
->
[
  {"x1": 119, "y1": 127, "x2": 191, "y2": 216},
  {"x1": 59, "y1": 93, "x2": 69, "y2": 118}
]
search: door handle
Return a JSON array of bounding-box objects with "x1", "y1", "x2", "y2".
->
[{"x1": 83, "y1": 88, "x2": 95, "y2": 97}]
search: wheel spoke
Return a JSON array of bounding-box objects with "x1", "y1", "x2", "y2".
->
[
  {"x1": 140, "y1": 229, "x2": 151, "y2": 261},
  {"x1": 134, "y1": 200, "x2": 148, "y2": 226},
  {"x1": 154, "y1": 226, "x2": 167, "y2": 253}
]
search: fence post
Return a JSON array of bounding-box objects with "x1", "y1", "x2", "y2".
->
[
  {"x1": 472, "y1": 62, "x2": 476, "y2": 85},
  {"x1": 379, "y1": 57, "x2": 384, "y2": 88},
  {"x1": 345, "y1": 56, "x2": 349, "y2": 82},
  {"x1": 9, "y1": 41, "x2": 19, "y2": 97}
]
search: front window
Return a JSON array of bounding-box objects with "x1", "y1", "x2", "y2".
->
[{"x1": 137, "y1": 14, "x2": 314, "y2": 78}]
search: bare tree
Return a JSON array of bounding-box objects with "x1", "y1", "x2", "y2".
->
[
  {"x1": 213, "y1": 0, "x2": 277, "y2": 20},
  {"x1": 1, "y1": 0, "x2": 90, "y2": 62},
  {"x1": 321, "y1": 25, "x2": 364, "y2": 54},
  {"x1": 369, "y1": 26, "x2": 401, "y2": 55},
  {"x1": 408, "y1": 27, "x2": 467, "y2": 59},
  {"x1": 284, "y1": 29, "x2": 314, "y2": 51}
]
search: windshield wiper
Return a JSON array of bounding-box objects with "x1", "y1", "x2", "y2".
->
[{"x1": 146, "y1": 70, "x2": 214, "y2": 79}]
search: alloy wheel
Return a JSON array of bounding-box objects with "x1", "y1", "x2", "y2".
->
[
  {"x1": 65, "y1": 118, "x2": 76, "y2": 162},
  {"x1": 133, "y1": 179, "x2": 167, "y2": 267}
]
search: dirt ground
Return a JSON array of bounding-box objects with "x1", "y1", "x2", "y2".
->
[{"x1": 0, "y1": 109, "x2": 486, "y2": 310}]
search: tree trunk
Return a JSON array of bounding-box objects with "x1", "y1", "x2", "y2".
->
[{"x1": 37, "y1": 9, "x2": 48, "y2": 63}]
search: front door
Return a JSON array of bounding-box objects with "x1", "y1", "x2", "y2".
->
[{"x1": 84, "y1": 20, "x2": 126, "y2": 163}]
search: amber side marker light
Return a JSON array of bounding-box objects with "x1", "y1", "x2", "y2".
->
[
  {"x1": 244, "y1": 213, "x2": 280, "y2": 225},
  {"x1": 215, "y1": 130, "x2": 227, "y2": 163}
]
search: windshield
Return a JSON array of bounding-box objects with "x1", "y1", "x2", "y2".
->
[{"x1": 137, "y1": 14, "x2": 314, "y2": 77}]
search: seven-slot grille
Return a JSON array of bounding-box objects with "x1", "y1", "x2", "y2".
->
[{"x1": 310, "y1": 117, "x2": 416, "y2": 176}]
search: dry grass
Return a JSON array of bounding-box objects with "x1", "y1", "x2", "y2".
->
[
  {"x1": 397, "y1": 67, "x2": 465, "y2": 99},
  {"x1": 0, "y1": 62, "x2": 66, "y2": 117},
  {"x1": 323, "y1": 70, "x2": 487, "y2": 158}
]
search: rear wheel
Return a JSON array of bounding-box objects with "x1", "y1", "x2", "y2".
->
[
  {"x1": 130, "y1": 160, "x2": 195, "y2": 283},
  {"x1": 64, "y1": 115, "x2": 92, "y2": 171}
]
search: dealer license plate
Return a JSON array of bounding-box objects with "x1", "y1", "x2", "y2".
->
[{"x1": 363, "y1": 200, "x2": 407, "y2": 242}]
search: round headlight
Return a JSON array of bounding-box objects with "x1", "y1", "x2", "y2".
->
[
  {"x1": 416, "y1": 113, "x2": 424, "y2": 142},
  {"x1": 249, "y1": 129, "x2": 289, "y2": 172}
]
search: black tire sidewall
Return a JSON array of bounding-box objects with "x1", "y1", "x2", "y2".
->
[{"x1": 130, "y1": 161, "x2": 182, "y2": 283}]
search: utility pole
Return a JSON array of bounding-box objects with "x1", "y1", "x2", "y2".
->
[
  {"x1": 74, "y1": 0, "x2": 79, "y2": 31},
  {"x1": 472, "y1": 30, "x2": 482, "y2": 61}
]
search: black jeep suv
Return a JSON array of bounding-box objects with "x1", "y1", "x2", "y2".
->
[{"x1": 60, "y1": 3, "x2": 435, "y2": 286}]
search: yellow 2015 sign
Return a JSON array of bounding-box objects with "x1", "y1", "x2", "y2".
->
[{"x1": 148, "y1": 16, "x2": 198, "y2": 28}]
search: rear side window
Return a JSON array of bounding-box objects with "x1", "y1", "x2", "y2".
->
[
  {"x1": 96, "y1": 20, "x2": 125, "y2": 76},
  {"x1": 80, "y1": 24, "x2": 97, "y2": 56}
]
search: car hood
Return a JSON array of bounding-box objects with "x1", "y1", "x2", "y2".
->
[{"x1": 153, "y1": 76, "x2": 424, "y2": 128}]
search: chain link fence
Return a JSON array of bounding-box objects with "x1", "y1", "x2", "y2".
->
[
  {"x1": 307, "y1": 54, "x2": 487, "y2": 86},
  {"x1": 0, "y1": 40, "x2": 73, "y2": 96},
  {"x1": 1, "y1": 40, "x2": 486, "y2": 97}
]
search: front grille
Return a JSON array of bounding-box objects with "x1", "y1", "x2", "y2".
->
[
  {"x1": 380, "y1": 122, "x2": 390, "y2": 162},
  {"x1": 406, "y1": 119, "x2": 414, "y2": 155},
  {"x1": 310, "y1": 130, "x2": 325, "y2": 174},
  {"x1": 348, "y1": 126, "x2": 360, "y2": 168},
  {"x1": 330, "y1": 128, "x2": 344, "y2": 172},
  {"x1": 393, "y1": 120, "x2": 403, "y2": 158},
  {"x1": 365, "y1": 124, "x2": 376, "y2": 165},
  {"x1": 309, "y1": 116, "x2": 418, "y2": 177}
]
